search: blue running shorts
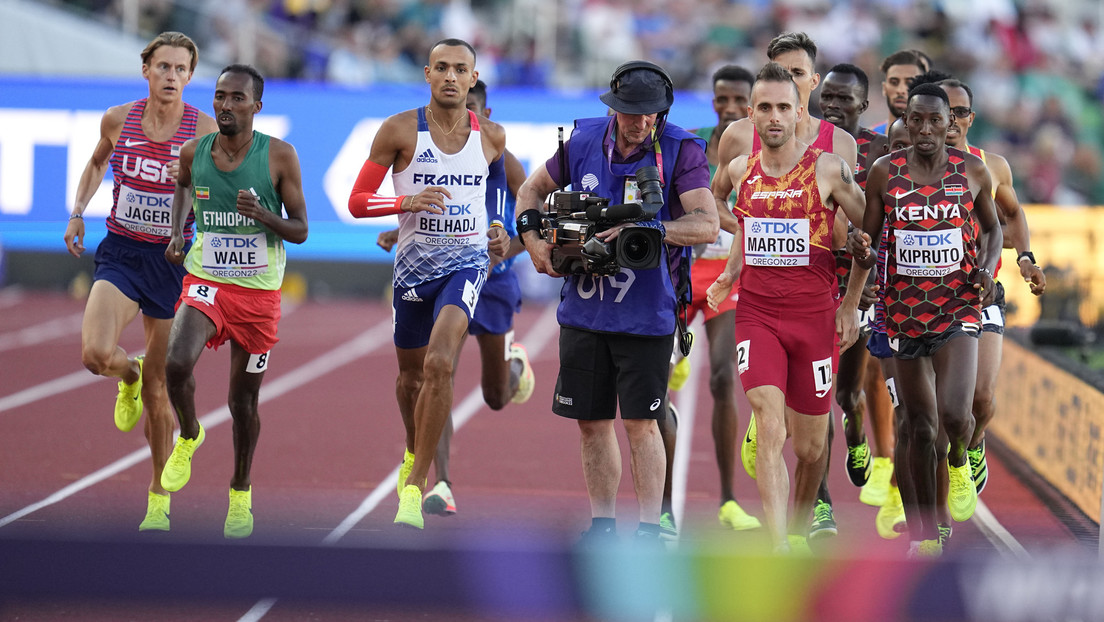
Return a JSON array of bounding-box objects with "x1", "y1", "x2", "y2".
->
[
  {"x1": 93, "y1": 232, "x2": 189, "y2": 320},
  {"x1": 393, "y1": 267, "x2": 485, "y2": 349}
]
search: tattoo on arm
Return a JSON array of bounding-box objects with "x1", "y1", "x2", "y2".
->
[{"x1": 840, "y1": 161, "x2": 853, "y2": 185}]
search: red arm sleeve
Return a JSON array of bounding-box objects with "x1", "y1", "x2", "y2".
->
[{"x1": 348, "y1": 160, "x2": 407, "y2": 218}]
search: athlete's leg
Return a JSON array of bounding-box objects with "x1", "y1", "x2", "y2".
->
[
  {"x1": 971, "y1": 331, "x2": 1002, "y2": 447},
  {"x1": 747, "y1": 385, "x2": 788, "y2": 547},
  {"x1": 865, "y1": 357, "x2": 895, "y2": 458},
  {"x1": 140, "y1": 315, "x2": 175, "y2": 494},
  {"x1": 935, "y1": 336, "x2": 978, "y2": 470},
  {"x1": 164, "y1": 305, "x2": 217, "y2": 440},
  {"x1": 406, "y1": 305, "x2": 470, "y2": 488},
  {"x1": 704, "y1": 310, "x2": 739, "y2": 503},
  {"x1": 657, "y1": 403, "x2": 676, "y2": 518},
  {"x1": 80, "y1": 280, "x2": 141, "y2": 380},
  {"x1": 894, "y1": 355, "x2": 940, "y2": 542},
  {"x1": 227, "y1": 340, "x2": 267, "y2": 491},
  {"x1": 475, "y1": 332, "x2": 515, "y2": 411},
  {"x1": 790, "y1": 408, "x2": 830, "y2": 536},
  {"x1": 836, "y1": 336, "x2": 869, "y2": 448},
  {"x1": 395, "y1": 346, "x2": 427, "y2": 453},
  {"x1": 579, "y1": 419, "x2": 621, "y2": 519}
]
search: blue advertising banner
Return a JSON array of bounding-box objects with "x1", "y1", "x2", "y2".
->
[{"x1": 0, "y1": 77, "x2": 715, "y2": 262}]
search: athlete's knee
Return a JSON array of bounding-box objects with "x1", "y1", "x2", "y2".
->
[
  {"x1": 80, "y1": 343, "x2": 115, "y2": 376},
  {"x1": 907, "y1": 416, "x2": 938, "y2": 450},
  {"x1": 835, "y1": 385, "x2": 863, "y2": 415},
  {"x1": 395, "y1": 372, "x2": 422, "y2": 400},
  {"x1": 707, "y1": 365, "x2": 736, "y2": 401},
  {"x1": 756, "y1": 414, "x2": 787, "y2": 455},
  {"x1": 228, "y1": 392, "x2": 259, "y2": 421},
  {"x1": 971, "y1": 389, "x2": 995, "y2": 421},
  {"x1": 163, "y1": 355, "x2": 193, "y2": 390},
  {"x1": 793, "y1": 431, "x2": 826, "y2": 464},
  {"x1": 482, "y1": 384, "x2": 510, "y2": 411},
  {"x1": 422, "y1": 349, "x2": 455, "y2": 382}
]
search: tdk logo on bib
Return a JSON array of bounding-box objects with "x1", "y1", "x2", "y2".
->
[{"x1": 416, "y1": 148, "x2": 438, "y2": 164}]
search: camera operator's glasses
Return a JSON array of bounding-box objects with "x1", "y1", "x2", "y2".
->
[{"x1": 950, "y1": 106, "x2": 972, "y2": 118}]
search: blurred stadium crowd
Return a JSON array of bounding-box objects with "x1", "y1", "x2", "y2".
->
[{"x1": 54, "y1": 0, "x2": 1104, "y2": 204}]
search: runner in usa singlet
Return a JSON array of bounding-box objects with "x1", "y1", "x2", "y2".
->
[
  {"x1": 882, "y1": 147, "x2": 981, "y2": 338},
  {"x1": 108, "y1": 98, "x2": 200, "y2": 243}
]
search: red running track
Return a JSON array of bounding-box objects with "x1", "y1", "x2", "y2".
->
[{"x1": 0, "y1": 288, "x2": 1092, "y2": 620}]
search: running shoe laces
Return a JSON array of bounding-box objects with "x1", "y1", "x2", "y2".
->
[
  {"x1": 160, "y1": 424, "x2": 205, "y2": 492},
  {"x1": 224, "y1": 487, "x2": 253, "y2": 539},
  {"x1": 948, "y1": 461, "x2": 978, "y2": 522},
  {"x1": 114, "y1": 355, "x2": 145, "y2": 432},
  {"x1": 138, "y1": 491, "x2": 170, "y2": 532},
  {"x1": 809, "y1": 499, "x2": 838, "y2": 540}
]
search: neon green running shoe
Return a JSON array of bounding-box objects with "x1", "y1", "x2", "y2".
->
[
  {"x1": 224, "y1": 487, "x2": 253, "y2": 539},
  {"x1": 718, "y1": 500, "x2": 761, "y2": 531},
  {"x1": 397, "y1": 449, "x2": 414, "y2": 499},
  {"x1": 659, "y1": 512, "x2": 678, "y2": 541},
  {"x1": 114, "y1": 355, "x2": 144, "y2": 432},
  {"x1": 741, "y1": 414, "x2": 757, "y2": 480},
  {"x1": 875, "y1": 485, "x2": 906, "y2": 540},
  {"x1": 160, "y1": 424, "x2": 205, "y2": 492},
  {"x1": 968, "y1": 438, "x2": 988, "y2": 494},
  {"x1": 809, "y1": 499, "x2": 838, "y2": 540},
  {"x1": 860, "y1": 457, "x2": 893, "y2": 506},
  {"x1": 842, "y1": 414, "x2": 872, "y2": 487},
  {"x1": 395, "y1": 484, "x2": 424, "y2": 529},
  {"x1": 510, "y1": 343, "x2": 535, "y2": 404},
  {"x1": 907, "y1": 538, "x2": 943, "y2": 559},
  {"x1": 668, "y1": 356, "x2": 691, "y2": 392},
  {"x1": 938, "y1": 522, "x2": 953, "y2": 548},
  {"x1": 138, "y1": 491, "x2": 170, "y2": 532},
  {"x1": 948, "y1": 461, "x2": 978, "y2": 522}
]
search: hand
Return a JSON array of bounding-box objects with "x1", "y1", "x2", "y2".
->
[
  {"x1": 487, "y1": 226, "x2": 509, "y2": 258},
  {"x1": 858, "y1": 283, "x2": 879, "y2": 312},
  {"x1": 836, "y1": 302, "x2": 859, "y2": 351},
  {"x1": 1019, "y1": 261, "x2": 1046, "y2": 296},
  {"x1": 166, "y1": 159, "x2": 181, "y2": 184},
  {"x1": 405, "y1": 187, "x2": 450, "y2": 215},
  {"x1": 165, "y1": 233, "x2": 186, "y2": 264},
  {"x1": 64, "y1": 216, "x2": 85, "y2": 257},
  {"x1": 706, "y1": 271, "x2": 735, "y2": 312},
  {"x1": 522, "y1": 231, "x2": 563, "y2": 277},
  {"x1": 594, "y1": 223, "x2": 630, "y2": 243},
  {"x1": 846, "y1": 228, "x2": 873, "y2": 266},
  {"x1": 973, "y1": 268, "x2": 997, "y2": 307},
  {"x1": 376, "y1": 229, "x2": 398, "y2": 253},
  {"x1": 236, "y1": 189, "x2": 268, "y2": 224}
]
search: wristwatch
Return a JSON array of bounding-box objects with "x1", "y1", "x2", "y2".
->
[{"x1": 1017, "y1": 250, "x2": 1036, "y2": 265}]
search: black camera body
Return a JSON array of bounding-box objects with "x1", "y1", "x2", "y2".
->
[{"x1": 539, "y1": 167, "x2": 665, "y2": 276}]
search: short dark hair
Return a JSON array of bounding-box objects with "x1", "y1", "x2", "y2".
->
[
  {"x1": 880, "y1": 50, "x2": 926, "y2": 75},
  {"x1": 712, "y1": 64, "x2": 754, "y2": 88},
  {"x1": 826, "y1": 63, "x2": 869, "y2": 97},
  {"x1": 940, "y1": 78, "x2": 974, "y2": 107},
  {"x1": 767, "y1": 32, "x2": 817, "y2": 64},
  {"x1": 469, "y1": 79, "x2": 488, "y2": 108},
  {"x1": 909, "y1": 49, "x2": 933, "y2": 73},
  {"x1": 755, "y1": 61, "x2": 800, "y2": 102},
  {"x1": 909, "y1": 69, "x2": 953, "y2": 89},
  {"x1": 219, "y1": 64, "x2": 264, "y2": 101},
  {"x1": 431, "y1": 38, "x2": 477, "y2": 64},
  {"x1": 907, "y1": 82, "x2": 950, "y2": 108}
]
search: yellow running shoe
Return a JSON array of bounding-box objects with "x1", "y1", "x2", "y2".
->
[
  {"x1": 860, "y1": 457, "x2": 893, "y2": 506},
  {"x1": 741, "y1": 414, "x2": 757, "y2": 479},
  {"x1": 948, "y1": 461, "x2": 978, "y2": 522},
  {"x1": 138, "y1": 491, "x2": 170, "y2": 532},
  {"x1": 395, "y1": 484, "x2": 424, "y2": 529},
  {"x1": 668, "y1": 355, "x2": 691, "y2": 392},
  {"x1": 659, "y1": 511, "x2": 678, "y2": 541},
  {"x1": 875, "y1": 485, "x2": 906, "y2": 540},
  {"x1": 510, "y1": 343, "x2": 535, "y2": 404},
  {"x1": 907, "y1": 538, "x2": 943, "y2": 559},
  {"x1": 422, "y1": 480, "x2": 457, "y2": 516},
  {"x1": 114, "y1": 355, "x2": 144, "y2": 432},
  {"x1": 224, "y1": 487, "x2": 253, "y2": 539},
  {"x1": 718, "y1": 500, "x2": 762, "y2": 531},
  {"x1": 160, "y1": 424, "x2": 205, "y2": 492},
  {"x1": 397, "y1": 449, "x2": 415, "y2": 499},
  {"x1": 785, "y1": 534, "x2": 813, "y2": 557}
]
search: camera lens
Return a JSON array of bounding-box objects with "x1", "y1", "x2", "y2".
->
[{"x1": 616, "y1": 226, "x2": 662, "y2": 270}]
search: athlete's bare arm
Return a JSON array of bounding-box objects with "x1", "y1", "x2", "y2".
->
[
  {"x1": 249, "y1": 138, "x2": 307, "y2": 244},
  {"x1": 64, "y1": 103, "x2": 132, "y2": 256},
  {"x1": 517, "y1": 164, "x2": 563, "y2": 277},
  {"x1": 818, "y1": 150, "x2": 869, "y2": 350},
  {"x1": 851, "y1": 153, "x2": 892, "y2": 270},
  {"x1": 965, "y1": 153, "x2": 1002, "y2": 306},
  {"x1": 830, "y1": 126, "x2": 859, "y2": 249},
  {"x1": 712, "y1": 119, "x2": 753, "y2": 225},
  {"x1": 987, "y1": 151, "x2": 1045, "y2": 295},
  {"x1": 361, "y1": 111, "x2": 448, "y2": 215},
  {"x1": 166, "y1": 137, "x2": 198, "y2": 263},
  {"x1": 707, "y1": 155, "x2": 749, "y2": 311}
]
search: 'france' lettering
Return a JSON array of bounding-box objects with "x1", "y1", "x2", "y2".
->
[{"x1": 412, "y1": 173, "x2": 484, "y2": 187}]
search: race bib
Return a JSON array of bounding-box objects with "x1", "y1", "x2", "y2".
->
[
  {"x1": 736, "y1": 339, "x2": 751, "y2": 374},
  {"x1": 414, "y1": 207, "x2": 480, "y2": 247},
  {"x1": 115, "y1": 183, "x2": 173, "y2": 237},
  {"x1": 894, "y1": 227, "x2": 963, "y2": 277},
  {"x1": 743, "y1": 217, "x2": 810, "y2": 267},
  {"x1": 201, "y1": 232, "x2": 268, "y2": 278},
  {"x1": 981, "y1": 305, "x2": 1003, "y2": 327},
  {"x1": 186, "y1": 282, "x2": 218, "y2": 305}
]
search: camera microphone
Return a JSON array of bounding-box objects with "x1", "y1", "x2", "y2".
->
[{"x1": 583, "y1": 202, "x2": 644, "y2": 221}]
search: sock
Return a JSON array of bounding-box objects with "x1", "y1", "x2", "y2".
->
[{"x1": 590, "y1": 517, "x2": 615, "y2": 534}]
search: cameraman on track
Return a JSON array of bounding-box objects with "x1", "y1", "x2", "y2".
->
[{"x1": 515, "y1": 61, "x2": 718, "y2": 544}]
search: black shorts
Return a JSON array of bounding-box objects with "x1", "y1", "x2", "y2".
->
[
  {"x1": 890, "y1": 322, "x2": 980, "y2": 360},
  {"x1": 981, "y1": 281, "x2": 1006, "y2": 335},
  {"x1": 553, "y1": 326, "x2": 671, "y2": 421}
]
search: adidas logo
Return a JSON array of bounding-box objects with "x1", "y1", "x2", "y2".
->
[
  {"x1": 401, "y1": 288, "x2": 423, "y2": 303},
  {"x1": 415, "y1": 148, "x2": 438, "y2": 164}
]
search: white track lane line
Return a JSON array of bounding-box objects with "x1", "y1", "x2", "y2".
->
[
  {"x1": 239, "y1": 304, "x2": 559, "y2": 622},
  {"x1": 0, "y1": 319, "x2": 392, "y2": 529},
  {"x1": 0, "y1": 312, "x2": 82, "y2": 353}
]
